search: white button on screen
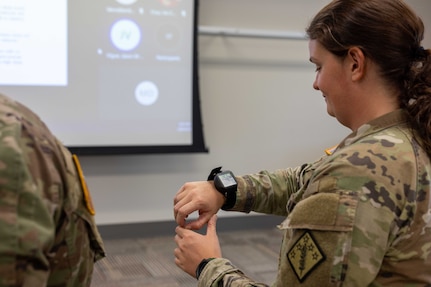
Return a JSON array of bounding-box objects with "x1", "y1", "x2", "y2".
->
[
  {"x1": 135, "y1": 81, "x2": 159, "y2": 106},
  {"x1": 110, "y1": 19, "x2": 141, "y2": 52}
]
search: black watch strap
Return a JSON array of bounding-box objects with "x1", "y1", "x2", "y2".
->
[
  {"x1": 196, "y1": 258, "x2": 215, "y2": 279},
  {"x1": 207, "y1": 166, "x2": 237, "y2": 210},
  {"x1": 207, "y1": 166, "x2": 222, "y2": 181},
  {"x1": 221, "y1": 189, "x2": 236, "y2": 210}
]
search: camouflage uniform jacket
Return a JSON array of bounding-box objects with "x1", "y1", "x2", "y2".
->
[
  {"x1": 0, "y1": 94, "x2": 106, "y2": 287},
  {"x1": 198, "y1": 110, "x2": 431, "y2": 287}
]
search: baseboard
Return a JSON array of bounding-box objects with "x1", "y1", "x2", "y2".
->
[{"x1": 97, "y1": 214, "x2": 285, "y2": 240}]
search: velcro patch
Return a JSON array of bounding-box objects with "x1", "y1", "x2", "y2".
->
[{"x1": 287, "y1": 231, "x2": 325, "y2": 282}]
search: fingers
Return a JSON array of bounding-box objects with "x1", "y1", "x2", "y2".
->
[
  {"x1": 173, "y1": 181, "x2": 218, "y2": 230},
  {"x1": 173, "y1": 187, "x2": 193, "y2": 227},
  {"x1": 173, "y1": 183, "x2": 200, "y2": 226},
  {"x1": 184, "y1": 213, "x2": 212, "y2": 230},
  {"x1": 173, "y1": 247, "x2": 184, "y2": 270},
  {"x1": 173, "y1": 184, "x2": 186, "y2": 205},
  {"x1": 206, "y1": 214, "x2": 218, "y2": 236},
  {"x1": 174, "y1": 200, "x2": 197, "y2": 228},
  {"x1": 173, "y1": 185, "x2": 187, "y2": 223},
  {"x1": 173, "y1": 183, "x2": 207, "y2": 229},
  {"x1": 175, "y1": 225, "x2": 185, "y2": 238},
  {"x1": 174, "y1": 226, "x2": 195, "y2": 275},
  {"x1": 174, "y1": 217, "x2": 222, "y2": 277}
]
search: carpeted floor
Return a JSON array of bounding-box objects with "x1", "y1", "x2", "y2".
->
[{"x1": 90, "y1": 227, "x2": 283, "y2": 287}]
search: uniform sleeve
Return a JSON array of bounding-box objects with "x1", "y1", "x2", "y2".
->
[
  {"x1": 0, "y1": 98, "x2": 105, "y2": 287},
  {"x1": 230, "y1": 161, "x2": 320, "y2": 216},
  {"x1": 46, "y1": 144, "x2": 106, "y2": 287},
  {"x1": 0, "y1": 111, "x2": 56, "y2": 286},
  {"x1": 281, "y1": 154, "x2": 410, "y2": 286},
  {"x1": 198, "y1": 258, "x2": 270, "y2": 287},
  {"x1": 195, "y1": 161, "x2": 322, "y2": 287}
]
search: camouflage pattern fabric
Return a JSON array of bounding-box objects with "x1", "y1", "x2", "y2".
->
[
  {"x1": 198, "y1": 110, "x2": 431, "y2": 287},
  {"x1": 0, "y1": 94, "x2": 106, "y2": 287}
]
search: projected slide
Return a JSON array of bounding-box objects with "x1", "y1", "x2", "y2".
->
[
  {"x1": 0, "y1": 0, "x2": 67, "y2": 85},
  {"x1": 0, "y1": 0, "x2": 200, "y2": 153},
  {"x1": 95, "y1": 0, "x2": 192, "y2": 144}
]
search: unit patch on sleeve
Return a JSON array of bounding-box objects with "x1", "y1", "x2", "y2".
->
[
  {"x1": 72, "y1": 154, "x2": 96, "y2": 215},
  {"x1": 287, "y1": 231, "x2": 325, "y2": 282}
]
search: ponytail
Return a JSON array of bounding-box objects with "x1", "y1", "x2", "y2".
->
[{"x1": 404, "y1": 48, "x2": 431, "y2": 156}]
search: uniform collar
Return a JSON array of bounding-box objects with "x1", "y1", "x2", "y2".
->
[{"x1": 331, "y1": 109, "x2": 409, "y2": 153}]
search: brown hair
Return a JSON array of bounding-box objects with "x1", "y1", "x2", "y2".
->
[{"x1": 306, "y1": 0, "x2": 431, "y2": 155}]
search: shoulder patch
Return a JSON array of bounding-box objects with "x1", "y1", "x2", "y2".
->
[
  {"x1": 287, "y1": 231, "x2": 325, "y2": 282},
  {"x1": 72, "y1": 154, "x2": 96, "y2": 215}
]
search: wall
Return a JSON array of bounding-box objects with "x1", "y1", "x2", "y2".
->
[{"x1": 80, "y1": 0, "x2": 431, "y2": 226}]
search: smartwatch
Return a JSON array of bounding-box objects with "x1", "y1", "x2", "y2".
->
[{"x1": 207, "y1": 167, "x2": 237, "y2": 210}]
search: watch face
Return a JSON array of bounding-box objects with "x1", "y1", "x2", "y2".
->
[{"x1": 218, "y1": 172, "x2": 237, "y2": 187}]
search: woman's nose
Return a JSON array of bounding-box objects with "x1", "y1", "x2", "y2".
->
[{"x1": 313, "y1": 79, "x2": 319, "y2": 91}]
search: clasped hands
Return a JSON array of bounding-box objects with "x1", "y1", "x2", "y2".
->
[{"x1": 173, "y1": 181, "x2": 226, "y2": 278}]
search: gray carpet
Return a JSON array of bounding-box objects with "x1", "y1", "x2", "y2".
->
[{"x1": 91, "y1": 227, "x2": 283, "y2": 287}]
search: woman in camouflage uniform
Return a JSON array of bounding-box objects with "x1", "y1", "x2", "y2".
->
[{"x1": 173, "y1": 0, "x2": 431, "y2": 286}]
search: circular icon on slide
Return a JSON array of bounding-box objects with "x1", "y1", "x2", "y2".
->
[
  {"x1": 135, "y1": 81, "x2": 159, "y2": 106},
  {"x1": 156, "y1": 23, "x2": 181, "y2": 51},
  {"x1": 110, "y1": 19, "x2": 141, "y2": 51},
  {"x1": 116, "y1": 0, "x2": 137, "y2": 5}
]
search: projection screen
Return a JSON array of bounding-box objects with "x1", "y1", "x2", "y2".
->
[{"x1": 0, "y1": 0, "x2": 207, "y2": 155}]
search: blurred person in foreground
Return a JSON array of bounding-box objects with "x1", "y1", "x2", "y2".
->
[
  {"x1": 0, "y1": 93, "x2": 105, "y2": 286},
  {"x1": 173, "y1": 0, "x2": 431, "y2": 286}
]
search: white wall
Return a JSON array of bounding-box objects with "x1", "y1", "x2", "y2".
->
[{"x1": 81, "y1": 0, "x2": 431, "y2": 226}]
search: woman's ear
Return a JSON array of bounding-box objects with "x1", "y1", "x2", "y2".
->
[{"x1": 347, "y1": 47, "x2": 366, "y2": 81}]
